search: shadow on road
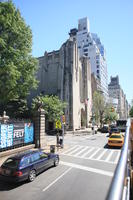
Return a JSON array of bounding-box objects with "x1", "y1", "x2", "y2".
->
[
  {"x1": 104, "y1": 144, "x2": 109, "y2": 149},
  {"x1": 104, "y1": 143, "x2": 122, "y2": 150},
  {"x1": 0, "y1": 180, "x2": 26, "y2": 191}
]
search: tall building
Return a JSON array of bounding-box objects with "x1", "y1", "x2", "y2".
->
[
  {"x1": 108, "y1": 76, "x2": 128, "y2": 119},
  {"x1": 29, "y1": 37, "x2": 92, "y2": 131},
  {"x1": 76, "y1": 17, "x2": 108, "y2": 99}
]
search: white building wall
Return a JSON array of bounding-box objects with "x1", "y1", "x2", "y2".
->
[{"x1": 76, "y1": 17, "x2": 108, "y2": 99}]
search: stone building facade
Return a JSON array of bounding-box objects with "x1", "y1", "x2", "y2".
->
[
  {"x1": 29, "y1": 37, "x2": 92, "y2": 131},
  {"x1": 108, "y1": 76, "x2": 128, "y2": 119}
]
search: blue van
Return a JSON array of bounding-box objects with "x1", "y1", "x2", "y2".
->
[{"x1": 0, "y1": 150, "x2": 59, "y2": 183}]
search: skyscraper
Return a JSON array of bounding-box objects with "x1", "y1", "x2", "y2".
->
[{"x1": 76, "y1": 17, "x2": 108, "y2": 98}]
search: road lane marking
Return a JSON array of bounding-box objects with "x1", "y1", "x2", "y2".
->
[
  {"x1": 114, "y1": 151, "x2": 121, "y2": 163},
  {"x1": 60, "y1": 161, "x2": 113, "y2": 177},
  {"x1": 60, "y1": 145, "x2": 121, "y2": 164},
  {"x1": 42, "y1": 167, "x2": 72, "y2": 192},
  {"x1": 96, "y1": 149, "x2": 108, "y2": 160},
  {"x1": 88, "y1": 148, "x2": 101, "y2": 159},
  {"x1": 62, "y1": 145, "x2": 79, "y2": 154},
  {"x1": 80, "y1": 147, "x2": 95, "y2": 158},
  {"x1": 74, "y1": 146, "x2": 89, "y2": 156},
  {"x1": 68, "y1": 146, "x2": 83, "y2": 155},
  {"x1": 105, "y1": 150, "x2": 114, "y2": 162}
]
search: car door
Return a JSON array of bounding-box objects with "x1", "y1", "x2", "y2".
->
[
  {"x1": 39, "y1": 153, "x2": 51, "y2": 171},
  {"x1": 30, "y1": 152, "x2": 45, "y2": 174}
]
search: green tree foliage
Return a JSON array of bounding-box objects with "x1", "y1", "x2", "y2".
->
[
  {"x1": 31, "y1": 95, "x2": 67, "y2": 122},
  {"x1": 0, "y1": 1, "x2": 38, "y2": 116},
  {"x1": 93, "y1": 91, "x2": 118, "y2": 127},
  {"x1": 104, "y1": 104, "x2": 118, "y2": 124},
  {"x1": 129, "y1": 106, "x2": 133, "y2": 117},
  {"x1": 93, "y1": 91, "x2": 106, "y2": 127}
]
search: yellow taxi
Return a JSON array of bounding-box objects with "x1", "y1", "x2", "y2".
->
[{"x1": 108, "y1": 133, "x2": 124, "y2": 148}]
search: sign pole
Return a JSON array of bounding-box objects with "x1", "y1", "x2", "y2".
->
[{"x1": 62, "y1": 123, "x2": 64, "y2": 148}]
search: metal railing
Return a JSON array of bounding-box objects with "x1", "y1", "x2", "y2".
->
[{"x1": 106, "y1": 119, "x2": 131, "y2": 200}]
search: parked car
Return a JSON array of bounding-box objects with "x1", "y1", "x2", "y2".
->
[
  {"x1": 0, "y1": 149, "x2": 59, "y2": 183},
  {"x1": 109, "y1": 127, "x2": 120, "y2": 136},
  {"x1": 99, "y1": 126, "x2": 109, "y2": 133},
  {"x1": 108, "y1": 133, "x2": 124, "y2": 148}
]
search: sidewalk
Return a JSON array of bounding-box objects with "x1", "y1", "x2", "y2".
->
[
  {"x1": 0, "y1": 141, "x2": 68, "y2": 166},
  {"x1": 0, "y1": 128, "x2": 93, "y2": 166},
  {"x1": 66, "y1": 127, "x2": 92, "y2": 135}
]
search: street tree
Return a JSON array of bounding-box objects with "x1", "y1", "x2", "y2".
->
[
  {"x1": 0, "y1": 1, "x2": 38, "y2": 117},
  {"x1": 129, "y1": 106, "x2": 133, "y2": 117},
  {"x1": 31, "y1": 95, "x2": 67, "y2": 122},
  {"x1": 93, "y1": 91, "x2": 106, "y2": 127},
  {"x1": 104, "y1": 104, "x2": 118, "y2": 124}
]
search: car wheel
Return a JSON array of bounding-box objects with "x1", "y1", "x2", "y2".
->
[
  {"x1": 28, "y1": 170, "x2": 36, "y2": 182},
  {"x1": 54, "y1": 158, "x2": 59, "y2": 167}
]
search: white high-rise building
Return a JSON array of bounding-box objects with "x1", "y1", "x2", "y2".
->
[{"x1": 76, "y1": 17, "x2": 108, "y2": 98}]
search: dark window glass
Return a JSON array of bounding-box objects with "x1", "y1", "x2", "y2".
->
[
  {"x1": 110, "y1": 135, "x2": 122, "y2": 139},
  {"x1": 31, "y1": 153, "x2": 40, "y2": 162},
  {"x1": 40, "y1": 153, "x2": 48, "y2": 159},
  {"x1": 3, "y1": 158, "x2": 19, "y2": 168},
  {"x1": 84, "y1": 48, "x2": 88, "y2": 52},
  {"x1": 20, "y1": 157, "x2": 30, "y2": 167}
]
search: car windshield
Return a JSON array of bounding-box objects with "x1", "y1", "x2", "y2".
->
[
  {"x1": 110, "y1": 135, "x2": 122, "y2": 139},
  {"x1": 3, "y1": 158, "x2": 20, "y2": 168},
  {"x1": 111, "y1": 128, "x2": 119, "y2": 132}
]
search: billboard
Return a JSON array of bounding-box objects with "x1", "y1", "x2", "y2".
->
[
  {"x1": 0, "y1": 123, "x2": 34, "y2": 149},
  {"x1": 0, "y1": 124, "x2": 13, "y2": 148}
]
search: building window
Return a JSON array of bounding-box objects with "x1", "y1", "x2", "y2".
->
[
  {"x1": 83, "y1": 27, "x2": 86, "y2": 30},
  {"x1": 97, "y1": 65, "x2": 99, "y2": 68},
  {"x1": 97, "y1": 75, "x2": 100, "y2": 79},
  {"x1": 84, "y1": 48, "x2": 88, "y2": 52},
  {"x1": 84, "y1": 44, "x2": 89, "y2": 47},
  {"x1": 97, "y1": 70, "x2": 99, "y2": 74},
  {"x1": 84, "y1": 53, "x2": 88, "y2": 56}
]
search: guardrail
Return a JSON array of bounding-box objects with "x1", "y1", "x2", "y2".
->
[{"x1": 106, "y1": 119, "x2": 131, "y2": 200}]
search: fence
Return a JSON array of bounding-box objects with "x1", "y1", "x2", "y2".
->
[
  {"x1": 0, "y1": 121, "x2": 34, "y2": 152},
  {"x1": 106, "y1": 119, "x2": 131, "y2": 200}
]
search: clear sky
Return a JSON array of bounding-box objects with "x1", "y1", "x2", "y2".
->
[{"x1": 12, "y1": 0, "x2": 133, "y2": 104}]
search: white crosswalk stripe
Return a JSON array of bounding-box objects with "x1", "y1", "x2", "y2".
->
[
  {"x1": 68, "y1": 146, "x2": 83, "y2": 155},
  {"x1": 105, "y1": 151, "x2": 114, "y2": 162},
  {"x1": 61, "y1": 145, "x2": 121, "y2": 164},
  {"x1": 80, "y1": 147, "x2": 95, "y2": 158},
  {"x1": 96, "y1": 149, "x2": 108, "y2": 160},
  {"x1": 114, "y1": 151, "x2": 121, "y2": 164},
  {"x1": 74, "y1": 146, "x2": 89, "y2": 156},
  {"x1": 88, "y1": 148, "x2": 101, "y2": 159}
]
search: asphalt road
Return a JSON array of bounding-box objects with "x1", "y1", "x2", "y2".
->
[{"x1": 0, "y1": 132, "x2": 121, "y2": 200}]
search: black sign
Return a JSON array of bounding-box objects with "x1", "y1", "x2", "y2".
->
[{"x1": 13, "y1": 123, "x2": 24, "y2": 146}]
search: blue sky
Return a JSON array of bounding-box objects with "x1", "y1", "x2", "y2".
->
[{"x1": 12, "y1": 0, "x2": 133, "y2": 104}]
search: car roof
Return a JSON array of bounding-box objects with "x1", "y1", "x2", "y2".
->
[{"x1": 8, "y1": 150, "x2": 42, "y2": 160}]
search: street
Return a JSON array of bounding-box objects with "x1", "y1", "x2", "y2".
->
[{"x1": 0, "y1": 132, "x2": 121, "y2": 200}]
